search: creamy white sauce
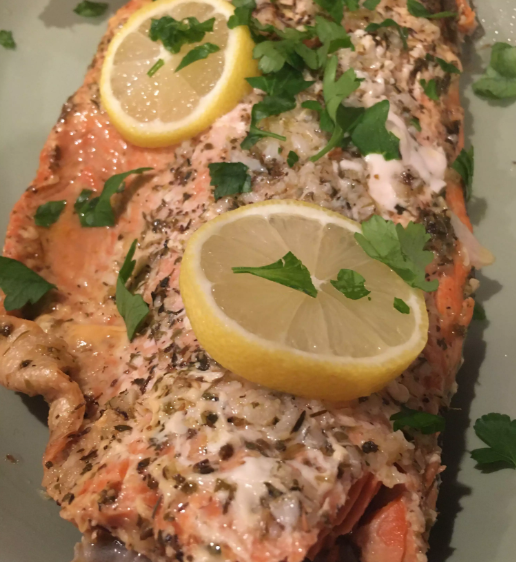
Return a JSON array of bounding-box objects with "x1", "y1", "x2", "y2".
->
[{"x1": 364, "y1": 154, "x2": 404, "y2": 211}]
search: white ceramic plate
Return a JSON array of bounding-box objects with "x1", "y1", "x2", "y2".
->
[{"x1": 1, "y1": 1, "x2": 515, "y2": 561}]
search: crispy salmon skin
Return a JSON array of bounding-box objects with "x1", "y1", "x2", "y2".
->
[{"x1": 0, "y1": 1, "x2": 481, "y2": 562}]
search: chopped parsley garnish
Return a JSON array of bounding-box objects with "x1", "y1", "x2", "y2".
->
[
  {"x1": 355, "y1": 215, "x2": 438, "y2": 292},
  {"x1": 351, "y1": 100, "x2": 400, "y2": 160},
  {"x1": 252, "y1": 40, "x2": 298, "y2": 74},
  {"x1": 74, "y1": 189, "x2": 94, "y2": 214},
  {"x1": 246, "y1": 66, "x2": 314, "y2": 97},
  {"x1": 365, "y1": 19, "x2": 409, "y2": 51},
  {"x1": 314, "y1": 0, "x2": 345, "y2": 22},
  {"x1": 363, "y1": 0, "x2": 381, "y2": 9},
  {"x1": 471, "y1": 413, "x2": 516, "y2": 469},
  {"x1": 473, "y1": 43, "x2": 516, "y2": 100},
  {"x1": 393, "y1": 297, "x2": 410, "y2": 314},
  {"x1": 0, "y1": 30, "x2": 16, "y2": 50},
  {"x1": 73, "y1": 1, "x2": 108, "y2": 17},
  {"x1": 116, "y1": 240, "x2": 150, "y2": 340},
  {"x1": 176, "y1": 43, "x2": 220, "y2": 71},
  {"x1": 0, "y1": 258, "x2": 56, "y2": 311},
  {"x1": 407, "y1": 0, "x2": 455, "y2": 19},
  {"x1": 208, "y1": 162, "x2": 252, "y2": 200},
  {"x1": 75, "y1": 168, "x2": 153, "y2": 227},
  {"x1": 452, "y1": 147, "x2": 474, "y2": 201},
  {"x1": 311, "y1": 57, "x2": 362, "y2": 161},
  {"x1": 287, "y1": 150, "x2": 299, "y2": 167},
  {"x1": 391, "y1": 407, "x2": 445, "y2": 434},
  {"x1": 34, "y1": 201, "x2": 66, "y2": 228},
  {"x1": 330, "y1": 269, "x2": 370, "y2": 300},
  {"x1": 344, "y1": 0, "x2": 360, "y2": 10},
  {"x1": 149, "y1": 16, "x2": 215, "y2": 54},
  {"x1": 312, "y1": 16, "x2": 354, "y2": 58},
  {"x1": 410, "y1": 117, "x2": 422, "y2": 131},
  {"x1": 147, "y1": 58, "x2": 165, "y2": 77},
  {"x1": 420, "y1": 78, "x2": 439, "y2": 101},
  {"x1": 228, "y1": 0, "x2": 256, "y2": 28},
  {"x1": 432, "y1": 55, "x2": 461, "y2": 75},
  {"x1": 473, "y1": 301, "x2": 486, "y2": 321},
  {"x1": 232, "y1": 251, "x2": 318, "y2": 297}
]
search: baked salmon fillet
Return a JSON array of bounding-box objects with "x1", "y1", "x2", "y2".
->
[{"x1": 0, "y1": 0, "x2": 484, "y2": 561}]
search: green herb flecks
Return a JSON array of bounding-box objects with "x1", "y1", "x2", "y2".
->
[
  {"x1": 407, "y1": 0, "x2": 455, "y2": 19},
  {"x1": 74, "y1": 1, "x2": 108, "y2": 17},
  {"x1": 393, "y1": 297, "x2": 410, "y2": 314},
  {"x1": 176, "y1": 43, "x2": 220, "y2": 71},
  {"x1": 432, "y1": 55, "x2": 461, "y2": 75},
  {"x1": 420, "y1": 78, "x2": 439, "y2": 101},
  {"x1": 452, "y1": 147, "x2": 474, "y2": 201},
  {"x1": 208, "y1": 162, "x2": 252, "y2": 200},
  {"x1": 75, "y1": 168, "x2": 153, "y2": 227},
  {"x1": 0, "y1": 30, "x2": 16, "y2": 49},
  {"x1": 34, "y1": 201, "x2": 66, "y2": 228},
  {"x1": 355, "y1": 215, "x2": 438, "y2": 292},
  {"x1": 287, "y1": 151, "x2": 299, "y2": 167},
  {"x1": 409, "y1": 117, "x2": 422, "y2": 131},
  {"x1": 147, "y1": 58, "x2": 165, "y2": 77},
  {"x1": 233, "y1": 251, "x2": 318, "y2": 298},
  {"x1": 391, "y1": 407, "x2": 445, "y2": 434},
  {"x1": 363, "y1": 0, "x2": 381, "y2": 9},
  {"x1": 330, "y1": 269, "x2": 370, "y2": 300},
  {"x1": 365, "y1": 19, "x2": 409, "y2": 50},
  {"x1": 246, "y1": 66, "x2": 314, "y2": 97},
  {"x1": 471, "y1": 413, "x2": 516, "y2": 469},
  {"x1": 116, "y1": 240, "x2": 150, "y2": 340},
  {"x1": 0, "y1": 258, "x2": 56, "y2": 311},
  {"x1": 314, "y1": 0, "x2": 345, "y2": 22},
  {"x1": 473, "y1": 43, "x2": 516, "y2": 100},
  {"x1": 149, "y1": 16, "x2": 215, "y2": 54},
  {"x1": 228, "y1": 0, "x2": 256, "y2": 28}
]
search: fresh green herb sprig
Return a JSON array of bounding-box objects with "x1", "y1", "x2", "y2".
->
[
  {"x1": 0, "y1": 258, "x2": 55, "y2": 311},
  {"x1": 331, "y1": 269, "x2": 370, "y2": 300},
  {"x1": 149, "y1": 16, "x2": 215, "y2": 54},
  {"x1": 407, "y1": 0, "x2": 456, "y2": 19},
  {"x1": 473, "y1": 42, "x2": 516, "y2": 100},
  {"x1": 427, "y1": 54, "x2": 461, "y2": 75},
  {"x1": 366, "y1": 19, "x2": 409, "y2": 51},
  {"x1": 74, "y1": 1, "x2": 108, "y2": 17},
  {"x1": 34, "y1": 201, "x2": 66, "y2": 228},
  {"x1": 393, "y1": 297, "x2": 410, "y2": 314},
  {"x1": 471, "y1": 413, "x2": 516, "y2": 469},
  {"x1": 116, "y1": 240, "x2": 150, "y2": 340},
  {"x1": 287, "y1": 151, "x2": 299, "y2": 167},
  {"x1": 176, "y1": 43, "x2": 220, "y2": 71},
  {"x1": 452, "y1": 147, "x2": 474, "y2": 201},
  {"x1": 391, "y1": 407, "x2": 446, "y2": 434},
  {"x1": 0, "y1": 30, "x2": 16, "y2": 50},
  {"x1": 208, "y1": 162, "x2": 252, "y2": 200},
  {"x1": 75, "y1": 168, "x2": 153, "y2": 227},
  {"x1": 420, "y1": 78, "x2": 439, "y2": 101},
  {"x1": 355, "y1": 215, "x2": 438, "y2": 292}
]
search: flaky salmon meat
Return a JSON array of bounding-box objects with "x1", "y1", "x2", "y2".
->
[{"x1": 0, "y1": 1, "x2": 482, "y2": 561}]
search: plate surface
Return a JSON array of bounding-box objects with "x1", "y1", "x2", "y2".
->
[{"x1": 0, "y1": 1, "x2": 515, "y2": 561}]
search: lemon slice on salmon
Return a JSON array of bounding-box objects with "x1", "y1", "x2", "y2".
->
[
  {"x1": 180, "y1": 201, "x2": 429, "y2": 402},
  {"x1": 100, "y1": 0, "x2": 258, "y2": 147}
]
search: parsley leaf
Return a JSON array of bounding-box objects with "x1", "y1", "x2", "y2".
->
[
  {"x1": 473, "y1": 43, "x2": 516, "y2": 100},
  {"x1": 34, "y1": 201, "x2": 66, "y2": 228},
  {"x1": 452, "y1": 147, "x2": 474, "y2": 201},
  {"x1": 407, "y1": 0, "x2": 456, "y2": 19},
  {"x1": 410, "y1": 117, "x2": 422, "y2": 131},
  {"x1": 434, "y1": 56, "x2": 461, "y2": 75},
  {"x1": 228, "y1": 0, "x2": 256, "y2": 28},
  {"x1": 74, "y1": 189, "x2": 94, "y2": 214},
  {"x1": 344, "y1": 0, "x2": 360, "y2": 10},
  {"x1": 393, "y1": 297, "x2": 410, "y2": 314},
  {"x1": 148, "y1": 58, "x2": 165, "y2": 77},
  {"x1": 366, "y1": 19, "x2": 409, "y2": 50},
  {"x1": 420, "y1": 78, "x2": 439, "y2": 101},
  {"x1": 473, "y1": 301, "x2": 487, "y2": 321},
  {"x1": 391, "y1": 407, "x2": 446, "y2": 434},
  {"x1": 253, "y1": 40, "x2": 301, "y2": 73},
  {"x1": 75, "y1": 168, "x2": 153, "y2": 227},
  {"x1": 246, "y1": 66, "x2": 314, "y2": 97},
  {"x1": 310, "y1": 57, "x2": 362, "y2": 161},
  {"x1": 351, "y1": 100, "x2": 401, "y2": 160},
  {"x1": 232, "y1": 251, "x2": 318, "y2": 297},
  {"x1": 116, "y1": 240, "x2": 149, "y2": 340},
  {"x1": 0, "y1": 30, "x2": 16, "y2": 50},
  {"x1": 313, "y1": 16, "x2": 354, "y2": 56},
  {"x1": 330, "y1": 269, "x2": 370, "y2": 300},
  {"x1": 287, "y1": 151, "x2": 299, "y2": 167},
  {"x1": 176, "y1": 43, "x2": 220, "y2": 71},
  {"x1": 73, "y1": 1, "x2": 108, "y2": 17},
  {"x1": 208, "y1": 162, "x2": 252, "y2": 200},
  {"x1": 149, "y1": 16, "x2": 215, "y2": 54},
  {"x1": 363, "y1": 0, "x2": 381, "y2": 9},
  {"x1": 471, "y1": 413, "x2": 516, "y2": 469},
  {"x1": 241, "y1": 95, "x2": 295, "y2": 149},
  {"x1": 0, "y1": 258, "x2": 56, "y2": 311},
  {"x1": 314, "y1": 0, "x2": 345, "y2": 22},
  {"x1": 355, "y1": 215, "x2": 438, "y2": 292}
]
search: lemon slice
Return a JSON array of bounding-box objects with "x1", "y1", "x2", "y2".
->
[
  {"x1": 100, "y1": 0, "x2": 258, "y2": 147},
  {"x1": 180, "y1": 201, "x2": 429, "y2": 402}
]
